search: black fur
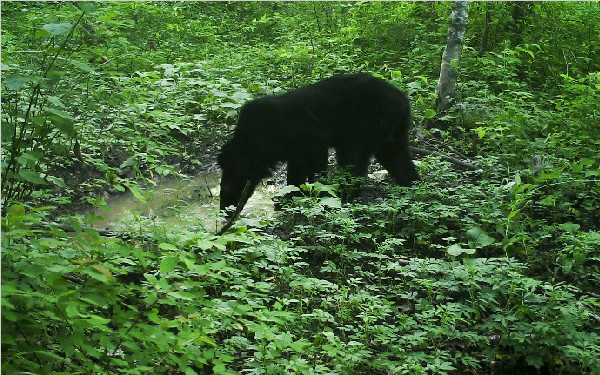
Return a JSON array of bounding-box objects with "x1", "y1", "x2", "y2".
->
[{"x1": 218, "y1": 73, "x2": 419, "y2": 210}]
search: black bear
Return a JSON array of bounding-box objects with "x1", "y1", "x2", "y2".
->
[{"x1": 218, "y1": 73, "x2": 419, "y2": 211}]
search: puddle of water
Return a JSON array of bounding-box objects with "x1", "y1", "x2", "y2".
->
[{"x1": 90, "y1": 172, "x2": 277, "y2": 231}]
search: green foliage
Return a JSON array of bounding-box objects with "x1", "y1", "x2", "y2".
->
[
  {"x1": 2, "y1": 2, "x2": 600, "y2": 375},
  {"x1": 271, "y1": 159, "x2": 600, "y2": 374},
  {"x1": 3, "y1": 202, "x2": 599, "y2": 374},
  {"x1": 1, "y1": 12, "x2": 84, "y2": 208}
]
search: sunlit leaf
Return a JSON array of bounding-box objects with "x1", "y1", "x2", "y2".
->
[
  {"x1": 43, "y1": 23, "x2": 73, "y2": 36},
  {"x1": 275, "y1": 185, "x2": 300, "y2": 197},
  {"x1": 160, "y1": 256, "x2": 179, "y2": 274},
  {"x1": 319, "y1": 197, "x2": 342, "y2": 208},
  {"x1": 197, "y1": 239, "x2": 215, "y2": 250},
  {"x1": 447, "y1": 244, "x2": 463, "y2": 256},
  {"x1": 424, "y1": 108, "x2": 437, "y2": 119},
  {"x1": 7, "y1": 204, "x2": 26, "y2": 217},
  {"x1": 159, "y1": 242, "x2": 179, "y2": 251},
  {"x1": 91, "y1": 264, "x2": 114, "y2": 282}
]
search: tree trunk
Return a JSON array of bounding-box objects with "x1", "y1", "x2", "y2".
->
[
  {"x1": 479, "y1": 2, "x2": 491, "y2": 55},
  {"x1": 434, "y1": 1, "x2": 469, "y2": 117},
  {"x1": 510, "y1": 1, "x2": 528, "y2": 46}
]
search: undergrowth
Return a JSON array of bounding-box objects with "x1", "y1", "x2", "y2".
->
[{"x1": 2, "y1": 3, "x2": 600, "y2": 375}]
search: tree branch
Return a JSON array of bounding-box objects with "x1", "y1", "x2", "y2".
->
[
  {"x1": 216, "y1": 180, "x2": 253, "y2": 236},
  {"x1": 410, "y1": 146, "x2": 478, "y2": 171}
]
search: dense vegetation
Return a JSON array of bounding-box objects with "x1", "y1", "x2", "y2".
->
[{"x1": 2, "y1": 2, "x2": 599, "y2": 375}]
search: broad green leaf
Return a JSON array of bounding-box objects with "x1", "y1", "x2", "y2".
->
[
  {"x1": 160, "y1": 256, "x2": 179, "y2": 274},
  {"x1": 43, "y1": 23, "x2": 73, "y2": 36},
  {"x1": 313, "y1": 182, "x2": 339, "y2": 196},
  {"x1": 213, "y1": 362, "x2": 226, "y2": 374},
  {"x1": 466, "y1": 227, "x2": 495, "y2": 248},
  {"x1": 16, "y1": 151, "x2": 42, "y2": 166},
  {"x1": 539, "y1": 168, "x2": 564, "y2": 180},
  {"x1": 45, "y1": 107, "x2": 75, "y2": 121},
  {"x1": 319, "y1": 197, "x2": 342, "y2": 208},
  {"x1": 69, "y1": 217, "x2": 82, "y2": 232},
  {"x1": 447, "y1": 244, "x2": 463, "y2": 256},
  {"x1": 194, "y1": 264, "x2": 211, "y2": 275},
  {"x1": 19, "y1": 170, "x2": 46, "y2": 185},
  {"x1": 159, "y1": 242, "x2": 179, "y2": 251},
  {"x1": 507, "y1": 209, "x2": 520, "y2": 219},
  {"x1": 47, "y1": 175, "x2": 67, "y2": 189},
  {"x1": 91, "y1": 264, "x2": 114, "y2": 281},
  {"x1": 120, "y1": 156, "x2": 137, "y2": 169},
  {"x1": 558, "y1": 222, "x2": 580, "y2": 232},
  {"x1": 424, "y1": 108, "x2": 437, "y2": 119},
  {"x1": 47, "y1": 264, "x2": 76, "y2": 273},
  {"x1": 475, "y1": 127, "x2": 486, "y2": 138},
  {"x1": 65, "y1": 303, "x2": 80, "y2": 317},
  {"x1": 7, "y1": 204, "x2": 26, "y2": 217},
  {"x1": 1, "y1": 121, "x2": 14, "y2": 141},
  {"x1": 168, "y1": 291, "x2": 194, "y2": 300},
  {"x1": 275, "y1": 185, "x2": 300, "y2": 197},
  {"x1": 231, "y1": 91, "x2": 252, "y2": 102},
  {"x1": 196, "y1": 335, "x2": 217, "y2": 347},
  {"x1": 182, "y1": 256, "x2": 196, "y2": 270},
  {"x1": 128, "y1": 184, "x2": 147, "y2": 203},
  {"x1": 45, "y1": 107, "x2": 76, "y2": 137},
  {"x1": 46, "y1": 96, "x2": 65, "y2": 108},
  {"x1": 41, "y1": 71, "x2": 64, "y2": 89},
  {"x1": 77, "y1": 2, "x2": 96, "y2": 12},
  {"x1": 407, "y1": 81, "x2": 422, "y2": 90},
  {"x1": 68, "y1": 59, "x2": 95, "y2": 73},
  {"x1": 86, "y1": 314, "x2": 111, "y2": 326},
  {"x1": 2, "y1": 297, "x2": 16, "y2": 311},
  {"x1": 49, "y1": 115, "x2": 76, "y2": 137},
  {"x1": 197, "y1": 239, "x2": 215, "y2": 250},
  {"x1": 39, "y1": 237, "x2": 66, "y2": 249},
  {"x1": 2, "y1": 75, "x2": 34, "y2": 91}
]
